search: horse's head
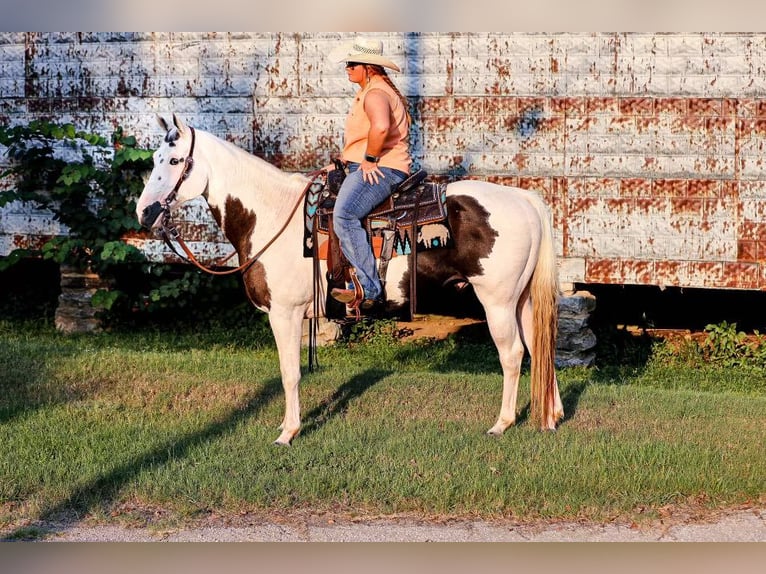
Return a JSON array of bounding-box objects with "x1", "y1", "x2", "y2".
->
[{"x1": 136, "y1": 113, "x2": 207, "y2": 230}]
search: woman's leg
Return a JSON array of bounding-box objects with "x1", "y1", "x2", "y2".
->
[{"x1": 332, "y1": 165, "x2": 405, "y2": 300}]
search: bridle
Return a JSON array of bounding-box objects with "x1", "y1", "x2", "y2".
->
[{"x1": 158, "y1": 127, "x2": 326, "y2": 276}]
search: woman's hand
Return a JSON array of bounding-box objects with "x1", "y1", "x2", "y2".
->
[{"x1": 361, "y1": 159, "x2": 384, "y2": 184}]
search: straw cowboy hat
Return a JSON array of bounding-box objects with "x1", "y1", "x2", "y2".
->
[{"x1": 331, "y1": 36, "x2": 401, "y2": 72}]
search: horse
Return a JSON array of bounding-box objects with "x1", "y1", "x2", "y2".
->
[{"x1": 136, "y1": 113, "x2": 564, "y2": 445}]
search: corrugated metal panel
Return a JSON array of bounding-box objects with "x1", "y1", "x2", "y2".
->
[{"x1": 3, "y1": 33, "x2": 766, "y2": 289}]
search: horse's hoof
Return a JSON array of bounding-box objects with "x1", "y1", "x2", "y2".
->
[
  {"x1": 487, "y1": 420, "x2": 514, "y2": 436},
  {"x1": 274, "y1": 428, "x2": 298, "y2": 445}
]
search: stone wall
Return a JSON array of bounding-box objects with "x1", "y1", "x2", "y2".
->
[{"x1": 2, "y1": 32, "x2": 766, "y2": 290}]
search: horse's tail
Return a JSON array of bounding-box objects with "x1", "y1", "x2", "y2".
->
[{"x1": 522, "y1": 190, "x2": 560, "y2": 429}]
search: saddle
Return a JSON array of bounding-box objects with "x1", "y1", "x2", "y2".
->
[{"x1": 303, "y1": 165, "x2": 453, "y2": 320}]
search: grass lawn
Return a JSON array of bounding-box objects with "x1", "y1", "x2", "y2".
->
[{"x1": 0, "y1": 319, "x2": 764, "y2": 536}]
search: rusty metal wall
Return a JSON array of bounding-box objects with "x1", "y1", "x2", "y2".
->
[{"x1": 2, "y1": 32, "x2": 766, "y2": 290}]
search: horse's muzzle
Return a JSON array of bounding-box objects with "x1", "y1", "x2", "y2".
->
[{"x1": 140, "y1": 201, "x2": 164, "y2": 229}]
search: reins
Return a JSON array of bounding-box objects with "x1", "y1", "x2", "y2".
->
[{"x1": 158, "y1": 129, "x2": 325, "y2": 276}]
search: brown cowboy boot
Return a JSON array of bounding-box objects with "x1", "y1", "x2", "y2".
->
[{"x1": 330, "y1": 268, "x2": 365, "y2": 311}]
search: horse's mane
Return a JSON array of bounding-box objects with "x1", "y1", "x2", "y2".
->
[{"x1": 197, "y1": 128, "x2": 309, "y2": 201}]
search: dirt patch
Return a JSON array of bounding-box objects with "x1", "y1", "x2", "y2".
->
[{"x1": 396, "y1": 314, "x2": 487, "y2": 342}]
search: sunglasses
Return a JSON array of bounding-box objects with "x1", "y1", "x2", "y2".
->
[{"x1": 345, "y1": 62, "x2": 364, "y2": 68}]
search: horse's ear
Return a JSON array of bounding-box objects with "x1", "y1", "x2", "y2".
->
[
  {"x1": 172, "y1": 113, "x2": 188, "y2": 136},
  {"x1": 156, "y1": 114, "x2": 172, "y2": 133}
]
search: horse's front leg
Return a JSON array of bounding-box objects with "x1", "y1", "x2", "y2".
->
[{"x1": 268, "y1": 304, "x2": 306, "y2": 445}]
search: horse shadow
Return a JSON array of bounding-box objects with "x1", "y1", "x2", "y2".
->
[
  {"x1": 1, "y1": 377, "x2": 285, "y2": 541},
  {"x1": 0, "y1": 341, "x2": 92, "y2": 426},
  {"x1": 299, "y1": 368, "x2": 391, "y2": 438}
]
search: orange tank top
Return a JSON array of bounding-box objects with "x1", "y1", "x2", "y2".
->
[{"x1": 341, "y1": 75, "x2": 411, "y2": 173}]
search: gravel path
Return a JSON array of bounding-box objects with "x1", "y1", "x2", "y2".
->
[{"x1": 16, "y1": 507, "x2": 763, "y2": 542}]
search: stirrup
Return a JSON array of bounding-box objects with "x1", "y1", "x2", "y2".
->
[{"x1": 331, "y1": 268, "x2": 364, "y2": 320}]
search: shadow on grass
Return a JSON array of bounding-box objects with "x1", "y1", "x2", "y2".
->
[
  {"x1": 1, "y1": 377, "x2": 285, "y2": 541},
  {"x1": 299, "y1": 369, "x2": 391, "y2": 438},
  {"x1": 0, "y1": 335, "x2": 87, "y2": 426},
  {"x1": 560, "y1": 379, "x2": 587, "y2": 423}
]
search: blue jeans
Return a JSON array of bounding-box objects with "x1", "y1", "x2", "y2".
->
[{"x1": 333, "y1": 163, "x2": 407, "y2": 300}]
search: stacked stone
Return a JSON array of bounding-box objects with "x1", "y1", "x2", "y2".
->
[
  {"x1": 556, "y1": 290, "x2": 597, "y2": 368},
  {"x1": 54, "y1": 265, "x2": 107, "y2": 334}
]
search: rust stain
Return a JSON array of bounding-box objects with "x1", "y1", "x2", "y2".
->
[
  {"x1": 754, "y1": 100, "x2": 766, "y2": 117},
  {"x1": 484, "y1": 96, "x2": 517, "y2": 115},
  {"x1": 453, "y1": 97, "x2": 483, "y2": 114},
  {"x1": 688, "y1": 180, "x2": 721, "y2": 198},
  {"x1": 551, "y1": 97, "x2": 585, "y2": 115},
  {"x1": 586, "y1": 258, "x2": 623, "y2": 283},
  {"x1": 619, "y1": 97, "x2": 653, "y2": 115},
  {"x1": 706, "y1": 117, "x2": 733, "y2": 131},
  {"x1": 634, "y1": 198, "x2": 665, "y2": 214},
  {"x1": 721, "y1": 181, "x2": 739, "y2": 199},
  {"x1": 620, "y1": 178, "x2": 652, "y2": 197},
  {"x1": 673, "y1": 115, "x2": 707, "y2": 131},
  {"x1": 607, "y1": 116, "x2": 633, "y2": 131},
  {"x1": 487, "y1": 175, "x2": 519, "y2": 187},
  {"x1": 10, "y1": 39, "x2": 766, "y2": 292},
  {"x1": 724, "y1": 98, "x2": 755, "y2": 117},
  {"x1": 604, "y1": 198, "x2": 632, "y2": 213},
  {"x1": 635, "y1": 117, "x2": 660, "y2": 133},
  {"x1": 623, "y1": 260, "x2": 654, "y2": 284},
  {"x1": 653, "y1": 179, "x2": 687, "y2": 197},
  {"x1": 721, "y1": 262, "x2": 759, "y2": 288},
  {"x1": 737, "y1": 240, "x2": 757, "y2": 261},
  {"x1": 739, "y1": 221, "x2": 766, "y2": 241},
  {"x1": 752, "y1": 119, "x2": 766, "y2": 136},
  {"x1": 517, "y1": 97, "x2": 547, "y2": 113},
  {"x1": 655, "y1": 97, "x2": 687, "y2": 115},
  {"x1": 418, "y1": 96, "x2": 452, "y2": 114},
  {"x1": 518, "y1": 177, "x2": 552, "y2": 194},
  {"x1": 567, "y1": 197, "x2": 598, "y2": 216},
  {"x1": 688, "y1": 261, "x2": 722, "y2": 284},
  {"x1": 670, "y1": 198, "x2": 704, "y2": 216},
  {"x1": 654, "y1": 260, "x2": 684, "y2": 285},
  {"x1": 688, "y1": 97, "x2": 722, "y2": 116},
  {"x1": 512, "y1": 153, "x2": 528, "y2": 170}
]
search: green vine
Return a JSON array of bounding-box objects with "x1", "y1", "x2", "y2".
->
[
  {"x1": 0, "y1": 121, "x2": 152, "y2": 314},
  {"x1": 0, "y1": 120, "x2": 152, "y2": 274},
  {"x1": 0, "y1": 120, "x2": 267, "y2": 331}
]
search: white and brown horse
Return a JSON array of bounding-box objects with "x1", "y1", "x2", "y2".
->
[{"x1": 136, "y1": 114, "x2": 564, "y2": 445}]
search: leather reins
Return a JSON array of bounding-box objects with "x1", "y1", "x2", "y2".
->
[{"x1": 158, "y1": 127, "x2": 326, "y2": 276}]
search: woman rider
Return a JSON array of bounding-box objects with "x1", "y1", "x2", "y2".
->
[{"x1": 326, "y1": 36, "x2": 412, "y2": 311}]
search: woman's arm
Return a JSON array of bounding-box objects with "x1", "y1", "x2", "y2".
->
[{"x1": 360, "y1": 89, "x2": 392, "y2": 183}]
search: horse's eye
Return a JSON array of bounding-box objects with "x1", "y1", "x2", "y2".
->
[{"x1": 169, "y1": 158, "x2": 182, "y2": 166}]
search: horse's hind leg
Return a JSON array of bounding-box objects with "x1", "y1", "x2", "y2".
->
[{"x1": 483, "y1": 302, "x2": 526, "y2": 436}]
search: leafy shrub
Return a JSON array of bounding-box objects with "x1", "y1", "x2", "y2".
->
[
  {"x1": 0, "y1": 121, "x2": 268, "y2": 333},
  {"x1": 650, "y1": 321, "x2": 766, "y2": 368},
  {"x1": 0, "y1": 121, "x2": 152, "y2": 274}
]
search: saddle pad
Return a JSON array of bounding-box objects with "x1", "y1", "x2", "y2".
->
[{"x1": 303, "y1": 178, "x2": 454, "y2": 258}]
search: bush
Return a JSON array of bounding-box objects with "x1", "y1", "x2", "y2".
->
[
  {"x1": 0, "y1": 120, "x2": 269, "y2": 333},
  {"x1": 0, "y1": 121, "x2": 151, "y2": 274},
  {"x1": 649, "y1": 321, "x2": 766, "y2": 369}
]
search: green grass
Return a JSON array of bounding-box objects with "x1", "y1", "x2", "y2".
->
[{"x1": 0, "y1": 319, "x2": 764, "y2": 537}]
